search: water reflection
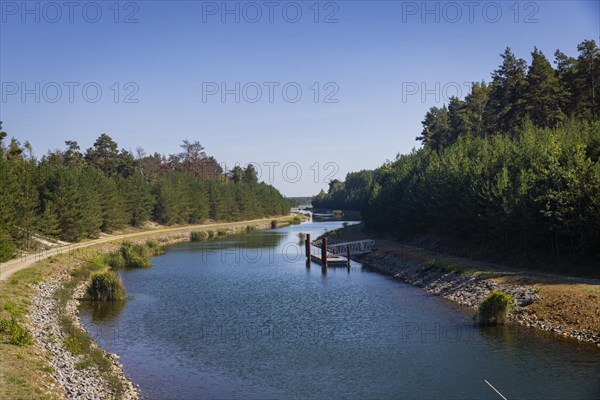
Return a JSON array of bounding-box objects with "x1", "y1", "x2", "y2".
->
[
  {"x1": 79, "y1": 300, "x2": 125, "y2": 323},
  {"x1": 188, "y1": 231, "x2": 287, "y2": 250}
]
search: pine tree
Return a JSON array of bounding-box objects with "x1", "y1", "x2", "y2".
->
[
  {"x1": 243, "y1": 165, "x2": 258, "y2": 184},
  {"x1": 417, "y1": 105, "x2": 451, "y2": 149},
  {"x1": 78, "y1": 168, "x2": 103, "y2": 238},
  {"x1": 554, "y1": 49, "x2": 578, "y2": 118},
  {"x1": 119, "y1": 172, "x2": 155, "y2": 226},
  {"x1": 574, "y1": 40, "x2": 600, "y2": 121},
  {"x1": 0, "y1": 126, "x2": 17, "y2": 260},
  {"x1": 98, "y1": 176, "x2": 127, "y2": 233},
  {"x1": 486, "y1": 48, "x2": 528, "y2": 136},
  {"x1": 525, "y1": 48, "x2": 566, "y2": 128},
  {"x1": 85, "y1": 134, "x2": 120, "y2": 176},
  {"x1": 464, "y1": 82, "x2": 489, "y2": 138},
  {"x1": 230, "y1": 166, "x2": 244, "y2": 183}
]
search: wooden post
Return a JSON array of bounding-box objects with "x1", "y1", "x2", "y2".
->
[
  {"x1": 321, "y1": 237, "x2": 328, "y2": 268},
  {"x1": 305, "y1": 233, "x2": 311, "y2": 260},
  {"x1": 346, "y1": 245, "x2": 351, "y2": 265}
]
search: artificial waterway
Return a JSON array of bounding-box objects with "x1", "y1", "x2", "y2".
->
[{"x1": 80, "y1": 220, "x2": 600, "y2": 399}]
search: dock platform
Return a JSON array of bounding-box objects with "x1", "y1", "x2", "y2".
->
[{"x1": 310, "y1": 253, "x2": 350, "y2": 266}]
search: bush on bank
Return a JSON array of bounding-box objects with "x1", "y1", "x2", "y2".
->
[
  {"x1": 87, "y1": 271, "x2": 126, "y2": 301},
  {"x1": 105, "y1": 240, "x2": 163, "y2": 269},
  {"x1": 477, "y1": 290, "x2": 514, "y2": 325}
]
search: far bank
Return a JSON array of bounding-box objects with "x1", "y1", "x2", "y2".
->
[{"x1": 321, "y1": 223, "x2": 600, "y2": 346}]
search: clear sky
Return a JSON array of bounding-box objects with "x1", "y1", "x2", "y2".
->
[{"x1": 1, "y1": 0, "x2": 598, "y2": 196}]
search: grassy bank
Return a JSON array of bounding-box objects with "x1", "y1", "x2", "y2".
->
[{"x1": 0, "y1": 215, "x2": 294, "y2": 399}]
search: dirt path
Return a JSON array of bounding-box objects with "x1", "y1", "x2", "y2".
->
[{"x1": 0, "y1": 217, "x2": 284, "y2": 281}]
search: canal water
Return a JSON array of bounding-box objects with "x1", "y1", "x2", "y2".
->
[{"x1": 80, "y1": 220, "x2": 600, "y2": 399}]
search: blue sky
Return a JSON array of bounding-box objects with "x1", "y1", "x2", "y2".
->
[{"x1": 1, "y1": 0, "x2": 599, "y2": 196}]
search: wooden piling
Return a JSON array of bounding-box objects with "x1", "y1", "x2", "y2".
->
[
  {"x1": 321, "y1": 237, "x2": 328, "y2": 268},
  {"x1": 346, "y1": 246, "x2": 351, "y2": 265},
  {"x1": 305, "y1": 233, "x2": 311, "y2": 259}
]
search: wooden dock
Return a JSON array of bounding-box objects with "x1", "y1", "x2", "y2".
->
[
  {"x1": 310, "y1": 253, "x2": 350, "y2": 266},
  {"x1": 304, "y1": 233, "x2": 374, "y2": 268}
]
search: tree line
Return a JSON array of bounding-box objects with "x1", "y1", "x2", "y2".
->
[
  {"x1": 418, "y1": 40, "x2": 599, "y2": 149},
  {"x1": 0, "y1": 129, "x2": 290, "y2": 261},
  {"x1": 313, "y1": 41, "x2": 600, "y2": 271}
]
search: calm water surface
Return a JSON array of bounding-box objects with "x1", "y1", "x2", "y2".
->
[{"x1": 80, "y1": 221, "x2": 600, "y2": 399}]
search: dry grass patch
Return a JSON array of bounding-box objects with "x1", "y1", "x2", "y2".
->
[
  {"x1": 0, "y1": 258, "x2": 66, "y2": 400},
  {"x1": 529, "y1": 283, "x2": 600, "y2": 337}
]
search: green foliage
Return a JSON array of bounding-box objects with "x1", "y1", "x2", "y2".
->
[
  {"x1": 217, "y1": 229, "x2": 228, "y2": 237},
  {"x1": 415, "y1": 41, "x2": 600, "y2": 149},
  {"x1": 312, "y1": 170, "x2": 373, "y2": 211},
  {"x1": 477, "y1": 291, "x2": 514, "y2": 325},
  {"x1": 144, "y1": 240, "x2": 163, "y2": 255},
  {"x1": 423, "y1": 259, "x2": 461, "y2": 274},
  {"x1": 191, "y1": 231, "x2": 209, "y2": 241},
  {"x1": 0, "y1": 130, "x2": 289, "y2": 261},
  {"x1": 0, "y1": 229, "x2": 16, "y2": 262},
  {"x1": 271, "y1": 220, "x2": 278, "y2": 229},
  {"x1": 118, "y1": 241, "x2": 152, "y2": 268},
  {"x1": 334, "y1": 119, "x2": 600, "y2": 270},
  {"x1": 63, "y1": 329, "x2": 88, "y2": 354},
  {"x1": 3, "y1": 301, "x2": 25, "y2": 317},
  {"x1": 0, "y1": 318, "x2": 33, "y2": 346},
  {"x1": 87, "y1": 271, "x2": 126, "y2": 301},
  {"x1": 423, "y1": 259, "x2": 477, "y2": 277}
]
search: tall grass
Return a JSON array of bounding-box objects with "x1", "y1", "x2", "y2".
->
[{"x1": 87, "y1": 271, "x2": 126, "y2": 301}]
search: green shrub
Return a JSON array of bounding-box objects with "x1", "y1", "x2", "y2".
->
[
  {"x1": 290, "y1": 215, "x2": 302, "y2": 225},
  {"x1": 63, "y1": 329, "x2": 88, "y2": 354},
  {"x1": 423, "y1": 259, "x2": 465, "y2": 274},
  {"x1": 118, "y1": 241, "x2": 151, "y2": 268},
  {"x1": 191, "y1": 231, "x2": 209, "y2": 242},
  {"x1": 477, "y1": 290, "x2": 514, "y2": 325},
  {"x1": 0, "y1": 317, "x2": 33, "y2": 346},
  {"x1": 88, "y1": 271, "x2": 126, "y2": 301},
  {"x1": 217, "y1": 229, "x2": 228, "y2": 237},
  {"x1": 245, "y1": 225, "x2": 257, "y2": 232},
  {"x1": 0, "y1": 231, "x2": 16, "y2": 262},
  {"x1": 105, "y1": 251, "x2": 125, "y2": 269},
  {"x1": 207, "y1": 230, "x2": 216, "y2": 240},
  {"x1": 3, "y1": 301, "x2": 25, "y2": 317},
  {"x1": 271, "y1": 220, "x2": 278, "y2": 229},
  {"x1": 145, "y1": 240, "x2": 164, "y2": 255}
]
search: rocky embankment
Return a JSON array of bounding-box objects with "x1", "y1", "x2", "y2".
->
[
  {"x1": 358, "y1": 251, "x2": 600, "y2": 345},
  {"x1": 29, "y1": 277, "x2": 138, "y2": 400}
]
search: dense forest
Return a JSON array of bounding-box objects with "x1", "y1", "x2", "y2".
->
[
  {"x1": 0, "y1": 129, "x2": 290, "y2": 261},
  {"x1": 313, "y1": 40, "x2": 600, "y2": 269}
]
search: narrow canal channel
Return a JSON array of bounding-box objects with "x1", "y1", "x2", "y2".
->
[{"x1": 80, "y1": 220, "x2": 600, "y2": 399}]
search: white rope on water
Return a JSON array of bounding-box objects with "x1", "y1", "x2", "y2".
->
[{"x1": 485, "y1": 379, "x2": 508, "y2": 400}]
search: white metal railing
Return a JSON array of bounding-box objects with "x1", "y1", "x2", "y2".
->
[{"x1": 326, "y1": 240, "x2": 375, "y2": 256}]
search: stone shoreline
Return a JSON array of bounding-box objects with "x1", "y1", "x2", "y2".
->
[
  {"x1": 358, "y1": 250, "x2": 600, "y2": 345},
  {"x1": 29, "y1": 276, "x2": 138, "y2": 400}
]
